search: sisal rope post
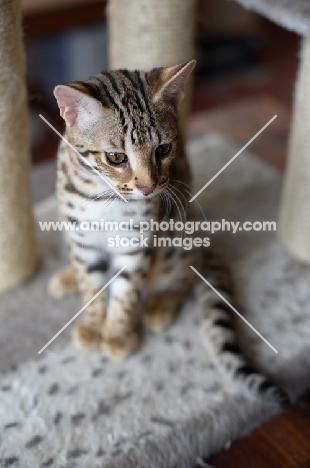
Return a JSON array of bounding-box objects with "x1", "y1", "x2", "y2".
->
[
  {"x1": 0, "y1": 0, "x2": 37, "y2": 293},
  {"x1": 278, "y1": 37, "x2": 310, "y2": 262},
  {"x1": 108, "y1": 0, "x2": 196, "y2": 137}
]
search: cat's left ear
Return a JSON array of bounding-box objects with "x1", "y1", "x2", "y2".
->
[{"x1": 149, "y1": 60, "x2": 196, "y2": 107}]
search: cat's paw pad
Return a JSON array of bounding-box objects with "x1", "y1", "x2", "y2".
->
[
  {"x1": 143, "y1": 292, "x2": 179, "y2": 332},
  {"x1": 72, "y1": 324, "x2": 101, "y2": 349},
  {"x1": 100, "y1": 331, "x2": 142, "y2": 360},
  {"x1": 48, "y1": 266, "x2": 78, "y2": 298}
]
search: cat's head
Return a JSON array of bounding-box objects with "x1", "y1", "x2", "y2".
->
[{"x1": 54, "y1": 60, "x2": 195, "y2": 200}]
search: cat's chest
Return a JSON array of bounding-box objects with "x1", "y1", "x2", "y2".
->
[
  {"x1": 81, "y1": 198, "x2": 156, "y2": 223},
  {"x1": 77, "y1": 197, "x2": 159, "y2": 251}
]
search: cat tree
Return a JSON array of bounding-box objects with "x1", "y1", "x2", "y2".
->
[
  {"x1": 227, "y1": 1, "x2": 310, "y2": 261},
  {"x1": 1, "y1": 0, "x2": 310, "y2": 296},
  {"x1": 0, "y1": 0, "x2": 37, "y2": 293},
  {"x1": 108, "y1": 0, "x2": 195, "y2": 138}
]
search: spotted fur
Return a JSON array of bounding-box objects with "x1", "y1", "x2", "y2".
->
[{"x1": 49, "y1": 61, "x2": 289, "y2": 409}]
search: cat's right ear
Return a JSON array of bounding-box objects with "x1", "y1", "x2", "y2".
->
[
  {"x1": 149, "y1": 60, "x2": 196, "y2": 107},
  {"x1": 54, "y1": 85, "x2": 103, "y2": 128}
]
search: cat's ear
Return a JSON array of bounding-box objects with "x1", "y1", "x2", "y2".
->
[
  {"x1": 54, "y1": 84, "x2": 103, "y2": 128},
  {"x1": 149, "y1": 60, "x2": 196, "y2": 107}
]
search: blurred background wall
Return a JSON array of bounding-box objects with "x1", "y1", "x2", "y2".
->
[{"x1": 22, "y1": 0, "x2": 298, "y2": 169}]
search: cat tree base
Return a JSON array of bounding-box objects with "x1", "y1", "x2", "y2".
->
[{"x1": 1, "y1": 136, "x2": 310, "y2": 467}]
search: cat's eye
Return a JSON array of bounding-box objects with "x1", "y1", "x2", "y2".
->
[
  {"x1": 106, "y1": 152, "x2": 128, "y2": 164},
  {"x1": 156, "y1": 143, "x2": 172, "y2": 158}
]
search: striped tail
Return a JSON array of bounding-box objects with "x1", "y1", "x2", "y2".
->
[{"x1": 196, "y1": 253, "x2": 290, "y2": 410}]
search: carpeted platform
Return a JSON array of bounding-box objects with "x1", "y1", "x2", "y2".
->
[{"x1": 1, "y1": 135, "x2": 310, "y2": 468}]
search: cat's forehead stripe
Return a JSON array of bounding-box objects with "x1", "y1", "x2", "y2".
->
[
  {"x1": 94, "y1": 77, "x2": 118, "y2": 109},
  {"x1": 136, "y1": 71, "x2": 155, "y2": 124},
  {"x1": 96, "y1": 70, "x2": 154, "y2": 126},
  {"x1": 104, "y1": 71, "x2": 122, "y2": 97}
]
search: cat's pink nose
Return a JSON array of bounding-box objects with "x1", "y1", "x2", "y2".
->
[{"x1": 137, "y1": 183, "x2": 156, "y2": 196}]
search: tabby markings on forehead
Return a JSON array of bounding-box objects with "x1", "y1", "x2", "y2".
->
[
  {"x1": 94, "y1": 77, "x2": 120, "y2": 113},
  {"x1": 121, "y1": 70, "x2": 148, "y2": 111},
  {"x1": 136, "y1": 71, "x2": 155, "y2": 121},
  {"x1": 104, "y1": 72, "x2": 122, "y2": 98}
]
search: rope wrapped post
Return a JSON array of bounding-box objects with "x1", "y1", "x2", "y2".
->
[
  {"x1": 108, "y1": 0, "x2": 196, "y2": 137},
  {"x1": 0, "y1": 0, "x2": 37, "y2": 293},
  {"x1": 278, "y1": 37, "x2": 310, "y2": 262}
]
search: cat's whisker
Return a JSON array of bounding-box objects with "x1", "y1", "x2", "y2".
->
[
  {"x1": 172, "y1": 179, "x2": 193, "y2": 192},
  {"x1": 169, "y1": 187, "x2": 187, "y2": 226},
  {"x1": 164, "y1": 191, "x2": 171, "y2": 220},
  {"x1": 165, "y1": 188, "x2": 176, "y2": 218},
  {"x1": 102, "y1": 194, "x2": 117, "y2": 215},
  {"x1": 172, "y1": 179, "x2": 208, "y2": 222},
  {"x1": 166, "y1": 187, "x2": 186, "y2": 242},
  {"x1": 159, "y1": 193, "x2": 165, "y2": 221},
  {"x1": 170, "y1": 185, "x2": 188, "y2": 213},
  {"x1": 164, "y1": 189, "x2": 173, "y2": 219},
  {"x1": 167, "y1": 186, "x2": 188, "y2": 241},
  {"x1": 160, "y1": 191, "x2": 170, "y2": 221},
  {"x1": 168, "y1": 185, "x2": 187, "y2": 225}
]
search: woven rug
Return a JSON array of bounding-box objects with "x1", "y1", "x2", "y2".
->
[{"x1": 1, "y1": 135, "x2": 310, "y2": 468}]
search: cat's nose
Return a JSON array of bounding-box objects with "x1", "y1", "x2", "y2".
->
[{"x1": 137, "y1": 183, "x2": 156, "y2": 196}]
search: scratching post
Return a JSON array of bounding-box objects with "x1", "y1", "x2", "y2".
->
[
  {"x1": 0, "y1": 0, "x2": 37, "y2": 293},
  {"x1": 108, "y1": 0, "x2": 196, "y2": 137},
  {"x1": 278, "y1": 37, "x2": 310, "y2": 262}
]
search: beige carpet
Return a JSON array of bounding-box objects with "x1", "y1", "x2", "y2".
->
[{"x1": 1, "y1": 135, "x2": 310, "y2": 468}]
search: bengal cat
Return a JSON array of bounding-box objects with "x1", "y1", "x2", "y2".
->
[{"x1": 48, "y1": 60, "x2": 289, "y2": 408}]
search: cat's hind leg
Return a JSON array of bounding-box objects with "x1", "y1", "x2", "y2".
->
[
  {"x1": 142, "y1": 248, "x2": 197, "y2": 332},
  {"x1": 143, "y1": 286, "x2": 190, "y2": 332}
]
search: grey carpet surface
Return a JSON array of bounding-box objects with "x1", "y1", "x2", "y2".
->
[
  {"x1": 1, "y1": 135, "x2": 310, "y2": 468},
  {"x1": 227, "y1": 0, "x2": 310, "y2": 36}
]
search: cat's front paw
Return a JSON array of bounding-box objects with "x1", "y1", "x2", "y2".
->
[
  {"x1": 100, "y1": 329, "x2": 142, "y2": 360},
  {"x1": 72, "y1": 323, "x2": 101, "y2": 349},
  {"x1": 48, "y1": 266, "x2": 78, "y2": 298}
]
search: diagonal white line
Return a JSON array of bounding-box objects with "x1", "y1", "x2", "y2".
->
[
  {"x1": 38, "y1": 266, "x2": 127, "y2": 354},
  {"x1": 190, "y1": 266, "x2": 278, "y2": 354},
  {"x1": 39, "y1": 114, "x2": 127, "y2": 203},
  {"x1": 189, "y1": 115, "x2": 277, "y2": 202}
]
